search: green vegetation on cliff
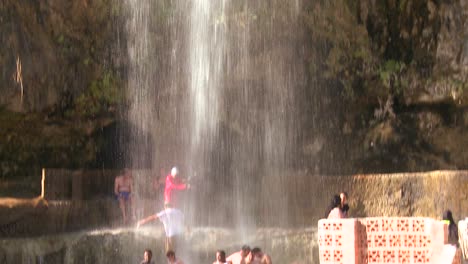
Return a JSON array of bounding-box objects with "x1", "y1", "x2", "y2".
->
[
  {"x1": 306, "y1": 0, "x2": 443, "y2": 104},
  {"x1": 72, "y1": 72, "x2": 123, "y2": 118},
  {"x1": 304, "y1": 0, "x2": 468, "y2": 173}
]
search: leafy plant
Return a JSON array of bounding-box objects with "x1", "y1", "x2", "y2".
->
[
  {"x1": 379, "y1": 60, "x2": 407, "y2": 95},
  {"x1": 74, "y1": 72, "x2": 123, "y2": 118},
  {"x1": 306, "y1": 0, "x2": 377, "y2": 100}
]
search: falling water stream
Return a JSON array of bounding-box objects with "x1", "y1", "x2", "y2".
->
[
  {"x1": 125, "y1": 0, "x2": 311, "y2": 258},
  {"x1": 124, "y1": 0, "x2": 311, "y2": 261},
  {"x1": 126, "y1": 0, "x2": 308, "y2": 225}
]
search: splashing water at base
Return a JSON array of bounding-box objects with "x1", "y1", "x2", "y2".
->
[{"x1": 0, "y1": 227, "x2": 319, "y2": 264}]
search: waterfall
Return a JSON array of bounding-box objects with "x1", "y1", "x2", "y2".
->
[{"x1": 125, "y1": 0, "x2": 307, "y2": 230}]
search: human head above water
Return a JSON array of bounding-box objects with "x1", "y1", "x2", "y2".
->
[
  {"x1": 241, "y1": 245, "x2": 251, "y2": 256},
  {"x1": 216, "y1": 250, "x2": 226, "y2": 262},
  {"x1": 144, "y1": 249, "x2": 152, "y2": 261},
  {"x1": 166, "y1": 250, "x2": 176, "y2": 259},
  {"x1": 251, "y1": 247, "x2": 263, "y2": 258}
]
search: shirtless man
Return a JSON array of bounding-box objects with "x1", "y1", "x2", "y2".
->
[
  {"x1": 114, "y1": 168, "x2": 134, "y2": 224},
  {"x1": 140, "y1": 249, "x2": 155, "y2": 264},
  {"x1": 250, "y1": 248, "x2": 272, "y2": 264},
  {"x1": 166, "y1": 250, "x2": 185, "y2": 264},
  {"x1": 213, "y1": 250, "x2": 232, "y2": 264},
  {"x1": 227, "y1": 245, "x2": 251, "y2": 264}
]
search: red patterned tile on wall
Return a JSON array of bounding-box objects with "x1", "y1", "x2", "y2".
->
[
  {"x1": 413, "y1": 250, "x2": 430, "y2": 263},
  {"x1": 382, "y1": 218, "x2": 396, "y2": 232},
  {"x1": 398, "y1": 249, "x2": 411, "y2": 263},
  {"x1": 388, "y1": 234, "x2": 401, "y2": 247},
  {"x1": 397, "y1": 218, "x2": 411, "y2": 232},
  {"x1": 382, "y1": 250, "x2": 396, "y2": 263},
  {"x1": 412, "y1": 219, "x2": 425, "y2": 232},
  {"x1": 318, "y1": 219, "x2": 359, "y2": 264},
  {"x1": 367, "y1": 249, "x2": 381, "y2": 263}
]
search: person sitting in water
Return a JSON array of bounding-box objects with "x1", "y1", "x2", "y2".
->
[
  {"x1": 114, "y1": 168, "x2": 134, "y2": 224},
  {"x1": 213, "y1": 250, "x2": 232, "y2": 264},
  {"x1": 166, "y1": 250, "x2": 185, "y2": 264},
  {"x1": 164, "y1": 166, "x2": 190, "y2": 207},
  {"x1": 137, "y1": 202, "x2": 185, "y2": 252},
  {"x1": 327, "y1": 195, "x2": 345, "y2": 219},
  {"x1": 140, "y1": 249, "x2": 155, "y2": 264},
  {"x1": 227, "y1": 245, "x2": 251, "y2": 264},
  {"x1": 250, "y1": 247, "x2": 272, "y2": 264}
]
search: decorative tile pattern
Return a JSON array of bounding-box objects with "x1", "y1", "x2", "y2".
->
[
  {"x1": 359, "y1": 218, "x2": 434, "y2": 264},
  {"x1": 318, "y1": 219, "x2": 358, "y2": 264},
  {"x1": 318, "y1": 217, "x2": 458, "y2": 264}
]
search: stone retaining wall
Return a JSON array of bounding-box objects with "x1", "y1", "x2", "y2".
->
[
  {"x1": 44, "y1": 169, "x2": 119, "y2": 200},
  {"x1": 43, "y1": 169, "x2": 468, "y2": 224},
  {"x1": 19, "y1": 169, "x2": 468, "y2": 228},
  {"x1": 304, "y1": 170, "x2": 468, "y2": 224},
  {"x1": 43, "y1": 169, "x2": 159, "y2": 200}
]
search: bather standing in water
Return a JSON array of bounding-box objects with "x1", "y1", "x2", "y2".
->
[
  {"x1": 250, "y1": 247, "x2": 272, "y2": 264},
  {"x1": 164, "y1": 167, "x2": 190, "y2": 207},
  {"x1": 140, "y1": 249, "x2": 155, "y2": 264},
  {"x1": 227, "y1": 245, "x2": 251, "y2": 264},
  {"x1": 137, "y1": 202, "x2": 185, "y2": 252},
  {"x1": 166, "y1": 250, "x2": 185, "y2": 264},
  {"x1": 213, "y1": 250, "x2": 232, "y2": 264},
  {"x1": 114, "y1": 168, "x2": 134, "y2": 224}
]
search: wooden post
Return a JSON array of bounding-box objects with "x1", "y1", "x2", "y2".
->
[{"x1": 41, "y1": 168, "x2": 45, "y2": 198}]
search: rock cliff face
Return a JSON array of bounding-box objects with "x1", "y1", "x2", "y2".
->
[
  {"x1": 0, "y1": 0, "x2": 128, "y2": 178},
  {"x1": 0, "y1": 0, "x2": 126, "y2": 112},
  {"x1": 305, "y1": 0, "x2": 468, "y2": 174},
  {"x1": 0, "y1": 0, "x2": 467, "y2": 178}
]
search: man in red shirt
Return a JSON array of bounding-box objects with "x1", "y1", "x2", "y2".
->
[{"x1": 164, "y1": 167, "x2": 190, "y2": 207}]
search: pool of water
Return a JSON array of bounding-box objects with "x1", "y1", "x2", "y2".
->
[{"x1": 0, "y1": 226, "x2": 318, "y2": 264}]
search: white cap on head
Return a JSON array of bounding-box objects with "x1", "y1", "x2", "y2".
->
[{"x1": 171, "y1": 167, "x2": 178, "y2": 176}]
